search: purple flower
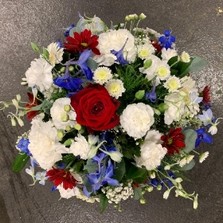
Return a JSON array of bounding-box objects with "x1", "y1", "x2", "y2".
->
[
  {"x1": 17, "y1": 138, "x2": 31, "y2": 156},
  {"x1": 145, "y1": 81, "x2": 157, "y2": 103}
]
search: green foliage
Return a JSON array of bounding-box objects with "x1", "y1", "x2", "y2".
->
[
  {"x1": 183, "y1": 129, "x2": 197, "y2": 153},
  {"x1": 31, "y1": 42, "x2": 40, "y2": 53},
  {"x1": 188, "y1": 56, "x2": 207, "y2": 73},
  {"x1": 133, "y1": 187, "x2": 143, "y2": 200},
  {"x1": 114, "y1": 159, "x2": 126, "y2": 181},
  {"x1": 99, "y1": 193, "x2": 109, "y2": 213},
  {"x1": 87, "y1": 58, "x2": 98, "y2": 71},
  {"x1": 62, "y1": 154, "x2": 75, "y2": 165},
  {"x1": 125, "y1": 163, "x2": 148, "y2": 183},
  {"x1": 12, "y1": 153, "x2": 29, "y2": 173}
]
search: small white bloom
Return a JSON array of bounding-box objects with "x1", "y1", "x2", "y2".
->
[
  {"x1": 50, "y1": 98, "x2": 76, "y2": 130},
  {"x1": 120, "y1": 103, "x2": 154, "y2": 139},
  {"x1": 93, "y1": 67, "x2": 113, "y2": 84},
  {"x1": 164, "y1": 76, "x2": 181, "y2": 92},
  {"x1": 161, "y1": 48, "x2": 178, "y2": 61},
  {"x1": 25, "y1": 166, "x2": 35, "y2": 178},
  {"x1": 139, "y1": 13, "x2": 147, "y2": 20},
  {"x1": 199, "y1": 151, "x2": 209, "y2": 163},
  {"x1": 35, "y1": 171, "x2": 48, "y2": 185},
  {"x1": 57, "y1": 185, "x2": 76, "y2": 199},
  {"x1": 193, "y1": 194, "x2": 199, "y2": 209},
  {"x1": 47, "y1": 42, "x2": 64, "y2": 66},
  {"x1": 186, "y1": 155, "x2": 195, "y2": 164},
  {"x1": 179, "y1": 157, "x2": 187, "y2": 167},
  {"x1": 198, "y1": 109, "x2": 213, "y2": 126},
  {"x1": 180, "y1": 51, "x2": 190, "y2": 63},
  {"x1": 208, "y1": 125, "x2": 218, "y2": 135},
  {"x1": 163, "y1": 189, "x2": 171, "y2": 199},
  {"x1": 105, "y1": 79, "x2": 125, "y2": 99},
  {"x1": 105, "y1": 150, "x2": 123, "y2": 163},
  {"x1": 28, "y1": 116, "x2": 63, "y2": 170},
  {"x1": 25, "y1": 57, "x2": 53, "y2": 92},
  {"x1": 70, "y1": 134, "x2": 90, "y2": 160},
  {"x1": 137, "y1": 42, "x2": 155, "y2": 60}
]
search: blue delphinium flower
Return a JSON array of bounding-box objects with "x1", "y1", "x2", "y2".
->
[
  {"x1": 195, "y1": 128, "x2": 213, "y2": 147},
  {"x1": 17, "y1": 138, "x2": 31, "y2": 156},
  {"x1": 83, "y1": 153, "x2": 119, "y2": 196},
  {"x1": 145, "y1": 81, "x2": 157, "y2": 103},
  {"x1": 111, "y1": 38, "x2": 129, "y2": 65},
  {"x1": 54, "y1": 67, "x2": 82, "y2": 92},
  {"x1": 64, "y1": 24, "x2": 75, "y2": 37},
  {"x1": 75, "y1": 50, "x2": 93, "y2": 80},
  {"x1": 159, "y1": 30, "x2": 176, "y2": 49}
]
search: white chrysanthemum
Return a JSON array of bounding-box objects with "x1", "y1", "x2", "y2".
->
[
  {"x1": 180, "y1": 76, "x2": 197, "y2": 93},
  {"x1": 161, "y1": 48, "x2": 178, "y2": 61},
  {"x1": 139, "y1": 55, "x2": 161, "y2": 81},
  {"x1": 135, "y1": 140, "x2": 167, "y2": 171},
  {"x1": 120, "y1": 103, "x2": 154, "y2": 139},
  {"x1": 47, "y1": 42, "x2": 64, "y2": 66},
  {"x1": 25, "y1": 57, "x2": 53, "y2": 92},
  {"x1": 28, "y1": 117, "x2": 63, "y2": 170},
  {"x1": 105, "y1": 79, "x2": 125, "y2": 99},
  {"x1": 94, "y1": 29, "x2": 137, "y2": 66},
  {"x1": 155, "y1": 61, "x2": 170, "y2": 81},
  {"x1": 164, "y1": 76, "x2": 181, "y2": 92},
  {"x1": 70, "y1": 134, "x2": 90, "y2": 160},
  {"x1": 93, "y1": 67, "x2": 113, "y2": 84},
  {"x1": 145, "y1": 130, "x2": 162, "y2": 144},
  {"x1": 50, "y1": 98, "x2": 76, "y2": 130},
  {"x1": 180, "y1": 51, "x2": 190, "y2": 63},
  {"x1": 137, "y1": 42, "x2": 155, "y2": 60}
]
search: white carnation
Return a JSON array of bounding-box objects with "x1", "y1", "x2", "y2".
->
[
  {"x1": 25, "y1": 57, "x2": 53, "y2": 92},
  {"x1": 120, "y1": 103, "x2": 154, "y2": 139},
  {"x1": 47, "y1": 42, "x2": 64, "y2": 66},
  {"x1": 135, "y1": 140, "x2": 167, "y2": 170},
  {"x1": 145, "y1": 130, "x2": 162, "y2": 144},
  {"x1": 70, "y1": 134, "x2": 90, "y2": 160},
  {"x1": 94, "y1": 29, "x2": 137, "y2": 66},
  {"x1": 28, "y1": 117, "x2": 63, "y2": 170},
  {"x1": 105, "y1": 79, "x2": 125, "y2": 99},
  {"x1": 50, "y1": 97, "x2": 76, "y2": 130}
]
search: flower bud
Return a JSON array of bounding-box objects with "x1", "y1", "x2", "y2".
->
[
  {"x1": 17, "y1": 117, "x2": 24, "y2": 127},
  {"x1": 199, "y1": 151, "x2": 209, "y2": 163},
  {"x1": 180, "y1": 51, "x2": 190, "y2": 63},
  {"x1": 16, "y1": 94, "x2": 21, "y2": 101},
  {"x1": 61, "y1": 113, "x2": 69, "y2": 122},
  {"x1": 193, "y1": 194, "x2": 199, "y2": 209},
  {"x1": 175, "y1": 177, "x2": 183, "y2": 183},
  {"x1": 57, "y1": 130, "x2": 64, "y2": 140},
  {"x1": 147, "y1": 186, "x2": 153, "y2": 192},
  {"x1": 150, "y1": 172, "x2": 156, "y2": 179},
  {"x1": 140, "y1": 198, "x2": 146, "y2": 204},
  {"x1": 74, "y1": 123, "x2": 82, "y2": 131},
  {"x1": 11, "y1": 118, "x2": 16, "y2": 126},
  {"x1": 69, "y1": 66, "x2": 74, "y2": 72},
  {"x1": 164, "y1": 165, "x2": 171, "y2": 170},
  {"x1": 208, "y1": 125, "x2": 218, "y2": 135},
  {"x1": 64, "y1": 105, "x2": 71, "y2": 112},
  {"x1": 156, "y1": 185, "x2": 162, "y2": 191},
  {"x1": 139, "y1": 13, "x2": 147, "y2": 20},
  {"x1": 163, "y1": 190, "x2": 170, "y2": 199},
  {"x1": 135, "y1": 90, "x2": 145, "y2": 100}
]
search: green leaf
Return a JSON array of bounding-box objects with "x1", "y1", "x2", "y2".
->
[
  {"x1": 72, "y1": 160, "x2": 84, "y2": 173},
  {"x1": 99, "y1": 194, "x2": 108, "y2": 213},
  {"x1": 31, "y1": 42, "x2": 40, "y2": 53},
  {"x1": 183, "y1": 129, "x2": 197, "y2": 153},
  {"x1": 126, "y1": 164, "x2": 148, "y2": 183},
  {"x1": 62, "y1": 154, "x2": 75, "y2": 165},
  {"x1": 189, "y1": 56, "x2": 207, "y2": 73},
  {"x1": 181, "y1": 159, "x2": 196, "y2": 171},
  {"x1": 42, "y1": 47, "x2": 49, "y2": 60},
  {"x1": 84, "y1": 159, "x2": 98, "y2": 173},
  {"x1": 12, "y1": 153, "x2": 29, "y2": 173},
  {"x1": 168, "y1": 56, "x2": 179, "y2": 67},
  {"x1": 114, "y1": 159, "x2": 126, "y2": 181},
  {"x1": 133, "y1": 187, "x2": 143, "y2": 200}
]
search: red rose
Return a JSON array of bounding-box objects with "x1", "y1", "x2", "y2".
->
[{"x1": 71, "y1": 84, "x2": 120, "y2": 131}]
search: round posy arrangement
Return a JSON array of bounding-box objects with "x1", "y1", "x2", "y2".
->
[{"x1": 0, "y1": 13, "x2": 220, "y2": 211}]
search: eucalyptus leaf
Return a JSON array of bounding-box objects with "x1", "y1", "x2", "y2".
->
[
  {"x1": 12, "y1": 153, "x2": 29, "y2": 173},
  {"x1": 87, "y1": 58, "x2": 98, "y2": 71},
  {"x1": 133, "y1": 187, "x2": 143, "y2": 200},
  {"x1": 189, "y1": 56, "x2": 207, "y2": 73},
  {"x1": 84, "y1": 159, "x2": 98, "y2": 173},
  {"x1": 183, "y1": 129, "x2": 197, "y2": 153}
]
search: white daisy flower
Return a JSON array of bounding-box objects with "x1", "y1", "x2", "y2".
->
[
  {"x1": 164, "y1": 76, "x2": 181, "y2": 92},
  {"x1": 47, "y1": 42, "x2": 64, "y2": 66},
  {"x1": 93, "y1": 67, "x2": 113, "y2": 84},
  {"x1": 137, "y1": 42, "x2": 155, "y2": 60},
  {"x1": 105, "y1": 79, "x2": 125, "y2": 99}
]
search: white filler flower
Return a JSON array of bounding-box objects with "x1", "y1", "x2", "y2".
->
[
  {"x1": 25, "y1": 57, "x2": 53, "y2": 92},
  {"x1": 120, "y1": 103, "x2": 154, "y2": 139},
  {"x1": 47, "y1": 42, "x2": 64, "y2": 66},
  {"x1": 94, "y1": 29, "x2": 137, "y2": 66},
  {"x1": 50, "y1": 97, "x2": 76, "y2": 130},
  {"x1": 135, "y1": 131, "x2": 167, "y2": 170},
  {"x1": 28, "y1": 117, "x2": 63, "y2": 170}
]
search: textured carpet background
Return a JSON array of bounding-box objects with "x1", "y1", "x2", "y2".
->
[{"x1": 0, "y1": 0, "x2": 223, "y2": 222}]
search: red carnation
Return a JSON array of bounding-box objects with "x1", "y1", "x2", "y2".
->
[
  {"x1": 202, "y1": 86, "x2": 211, "y2": 104},
  {"x1": 64, "y1": 29, "x2": 100, "y2": 55},
  {"x1": 46, "y1": 168, "x2": 77, "y2": 190},
  {"x1": 151, "y1": 40, "x2": 162, "y2": 53},
  {"x1": 25, "y1": 93, "x2": 40, "y2": 121},
  {"x1": 161, "y1": 128, "x2": 185, "y2": 155}
]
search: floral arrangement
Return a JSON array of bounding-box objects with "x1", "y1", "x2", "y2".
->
[{"x1": 0, "y1": 13, "x2": 220, "y2": 211}]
